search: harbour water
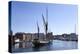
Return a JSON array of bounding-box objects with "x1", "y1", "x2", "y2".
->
[{"x1": 12, "y1": 40, "x2": 78, "y2": 53}]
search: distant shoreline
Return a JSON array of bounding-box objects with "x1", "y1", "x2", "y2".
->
[{"x1": 53, "y1": 39, "x2": 78, "y2": 42}]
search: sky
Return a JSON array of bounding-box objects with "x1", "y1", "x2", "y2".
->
[{"x1": 10, "y1": 1, "x2": 78, "y2": 35}]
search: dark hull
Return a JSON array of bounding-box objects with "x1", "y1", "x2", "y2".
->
[{"x1": 32, "y1": 39, "x2": 52, "y2": 47}]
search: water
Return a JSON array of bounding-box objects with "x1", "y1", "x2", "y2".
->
[{"x1": 12, "y1": 40, "x2": 78, "y2": 53}]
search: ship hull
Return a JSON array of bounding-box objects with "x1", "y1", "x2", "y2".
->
[{"x1": 32, "y1": 39, "x2": 52, "y2": 47}]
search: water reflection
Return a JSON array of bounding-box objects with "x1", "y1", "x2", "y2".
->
[{"x1": 12, "y1": 40, "x2": 78, "y2": 53}]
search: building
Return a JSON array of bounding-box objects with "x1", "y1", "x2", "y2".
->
[{"x1": 53, "y1": 33, "x2": 78, "y2": 41}]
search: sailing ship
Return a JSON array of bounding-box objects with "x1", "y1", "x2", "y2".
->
[{"x1": 32, "y1": 8, "x2": 53, "y2": 47}]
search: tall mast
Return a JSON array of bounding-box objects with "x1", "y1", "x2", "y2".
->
[
  {"x1": 46, "y1": 7, "x2": 48, "y2": 35},
  {"x1": 46, "y1": 7, "x2": 48, "y2": 26},
  {"x1": 42, "y1": 14, "x2": 46, "y2": 40},
  {"x1": 37, "y1": 21, "x2": 39, "y2": 39},
  {"x1": 42, "y1": 7, "x2": 48, "y2": 40},
  {"x1": 42, "y1": 14, "x2": 46, "y2": 25}
]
